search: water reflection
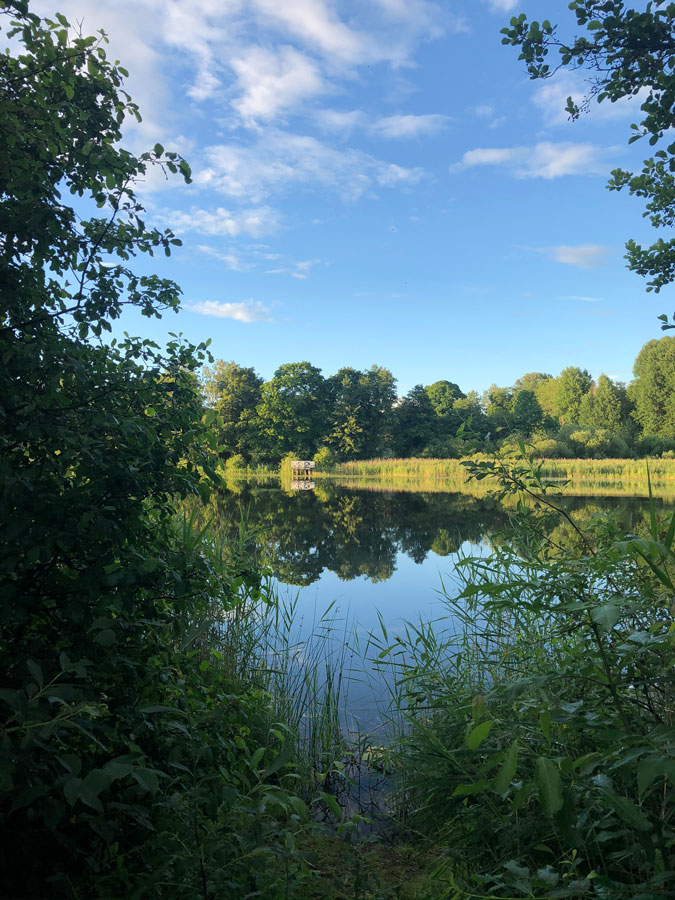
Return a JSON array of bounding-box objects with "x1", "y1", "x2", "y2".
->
[{"x1": 197, "y1": 480, "x2": 666, "y2": 587}]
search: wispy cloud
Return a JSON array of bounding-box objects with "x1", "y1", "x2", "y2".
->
[
  {"x1": 452, "y1": 141, "x2": 615, "y2": 178},
  {"x1": 197, "y1": 244, "x2": 324, "y2": 279},
  {"x1": 266, "y1": 258, "x2": 323, "y2": 279},
  {"x1": 161, "y1": 205, "x2": 282, "y2": 237},
  {"x1": 195, "y1": 130, "x2": 424, "y2": 203},
  {"x1": 317, "y1": 109, "x2": 449, "y2": 140},
  {"x1": 188, "y1": 299, "x2": 273, "y2": 323},
  {"x1": 530, "y1": 245, "x2": 612, "y2": 268},
  {"x1": 568, "y1": 294, "x2": 603, "y2": 303},
  {"x1": 196, "y1": 245, "x2": 251, "y2": 271},
  {"x1": 482, "y1": 0, "x2": 519, "y2": 12},
  {"x1": 471, "y1": 103, "x2": 505, "y2": 129},
  {"x1": 316, "y1": 109, "x2": 368, "y2": 136},
  {"x1": 370, "y1": 113, "x2": 449, "y2": 139}
]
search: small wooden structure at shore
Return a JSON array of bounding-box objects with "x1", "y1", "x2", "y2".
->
[{"x1": 290, "y1": 459, "x2": 315, "y2": 490}]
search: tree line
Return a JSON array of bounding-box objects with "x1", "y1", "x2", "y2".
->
[{"x1": 202, "y1": 336, "x2": 675, "y2": 465}]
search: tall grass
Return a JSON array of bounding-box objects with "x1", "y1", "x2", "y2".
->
[
  {"x1": 178, "y1": 506, "x2": 354, "y2": 803},
  {"x1": 318, "y1": 456, "x2": 675, "y2": 498}
]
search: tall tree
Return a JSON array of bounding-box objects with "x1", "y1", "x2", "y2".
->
[
  {"x1": 514, "y1": 372, "x2": 552, "y2": 393},
  {"x1": 512, "y1": 388, "x2": 544, "y2": 434},
  {"x1": 535, "y1": 375, "x2": 560, "y2": 418},
  {"x1": 629, "y1": 336, "x2": 675, "y2": 436},
  {"x1": 485, "y1": 385, "x2": 514, "y2": 431},
  {"x1": 257, "y1": 362, "x2": 328, "y2": 460},
  {"x1": 202, "y1": 360, "x2": 263, "y2": 460},
  {"x1": 325, "y1": 365, "x2": 396, "y2": 460},
  {"x1": 392, "y1": 385, "x2": 437, "y2": 457},
  {"x1": 579, "y1": 374, "x2": 628, "y2": 432},
  {"x1": 426, "y1": 380, "x2": 466, "y2": 420},
  {"x1": 556, "y1": 366, "x2": 593, "y2": 424}
]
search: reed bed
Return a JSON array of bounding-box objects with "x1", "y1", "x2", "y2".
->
[{"x1": 316, "y1": 456, "x2": 675, "y2": 498}]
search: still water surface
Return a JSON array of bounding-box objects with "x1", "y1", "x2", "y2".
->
[{"x1": 211, "y1": 479, "x2": 673, "y2": 648}]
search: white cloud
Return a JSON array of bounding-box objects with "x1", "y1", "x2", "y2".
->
[
  {"x1": 482, "y1": 0, "x2": 519, "y2": 11},
  {"x1": 370, "y1": 113, "x2": 449, "y2": 139},
  {"x1": 568, "y1": 294, "x2": 602, "y2": 302},
  {"x1": 231, "y1": 45, "x2": 325, "y2": 122},
  {"x1": 38, "y1": 0, "x2": 447, "y2": 134},
  {"x1": 196, "y1": 130, "x2": 424, "y2": 202},
  {"x1": 535, "y1": 245, "x2": 612, "y2": 268},
  {"x1": 452, "y1": 141, "x2": 615, "y2": 178},
  {"x1": 188, "y1": 299, "x2": 273, "y2": 322},
  {"x1": 161, "y1": 205, "x2": 282, "y2": 237},
  {"x1": 316, "y1": 110, "x2": 449, "y2": 140},
  {"x1": 315, "y1": 109, "x2": 368, "y2": 135},
  {"x1": 196, "y1": 245, "x2": 250, "y2": 271},
  {"x1": 533, "y1": 72, "x2": 652, "y2": 127},
  {"x1": 266, "y1": 258, "x2": 323, "y2": 279},
  {"x1": 251, "y1": 0, "x2": 372, "y2": 65},
  {"x1": 472, "y1": 103, "x2": 505, "y2": 129}
]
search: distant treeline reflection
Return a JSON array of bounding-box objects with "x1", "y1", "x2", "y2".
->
[{"x1": 190, "y1": 482, "x2": 665, "y2": 586}]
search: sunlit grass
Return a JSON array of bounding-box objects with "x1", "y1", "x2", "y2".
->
[{"x1": 313, "y1": 456, "x2": 675, "y2": 498}]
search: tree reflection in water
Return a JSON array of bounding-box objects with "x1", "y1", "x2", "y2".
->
[{"x1": 190, "y1": 480, "x2": 664, "y2": 587}]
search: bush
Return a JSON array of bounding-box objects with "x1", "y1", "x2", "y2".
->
[
  {"x1": 314, "y1": 446, "x2": 337, "y2": 468},
  {"x1": 225, "y1": 452, "x2": 247, "y2": 473},
  {"x1": 0, "y1": 7, "x2": 311, "y2": 896},
  {"x1": 377, "y1": 451, "x2": 675, "y2": 898}
]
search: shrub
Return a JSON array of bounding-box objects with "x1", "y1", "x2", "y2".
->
[
  {"x1": 0, "y1": 7, "x2": 311, "y2": 896},
  {"x1": 377, "y1": 451, "x2": 675, "y2": 898},
  {"x1": 225, "y1": 452, "x2": 247, "y2": 473},
  {"x1": 314, "y1": 446, "x2": 337, "y2": 468}
]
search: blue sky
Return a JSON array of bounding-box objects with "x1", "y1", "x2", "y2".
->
[{"x1": 34, "y1": 0, "x2": 674, "y2": 395}]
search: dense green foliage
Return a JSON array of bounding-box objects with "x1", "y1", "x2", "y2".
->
[
  {"x1": 204, "y1": 340, "x2": 675, "y2": 465},
  {"x1": 502, "y1": 0, "x2": 675, "y2": 294},
  {"x1": 373, "y1": 453, "x2": 675, "y2": 898},
  {"x1": 0, "y1": 5, "x2": 316, "y2": 896}
]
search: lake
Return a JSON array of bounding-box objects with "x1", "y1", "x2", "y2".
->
[{"x1": 203, "y1": 478, "x2": 674, "y2": 725}]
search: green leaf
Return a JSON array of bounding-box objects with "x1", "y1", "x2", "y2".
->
[
  {"x1": 288, "y1": 795, "x2": 310, "y2": 822},
  {"x1": 318, "y1": 791, "x2": 342, "y2": 821},
  {"x1": 534, "y1": 757, "x2": 563, "y2": 817},
  {"x1": 601, "y1": 789, "x2": 651, "y2": 831},
  {"x1": 132, "y1": 768, "x2": 159, "y2": 794},
  {"x1": 80, "y1": 768, "x2": 113, "y2": 811},
  {"x1": 250, "y1": 747, "x2": 265, "y2": 770},
  {"x1": 93, "y1": 628, "x2": 116, "y2": 647},
  {"x1": 26, "y1": 659, "x2": 44, "y2": 689},
  {"x1": 467, "y1": 720, "x2": 492, "y2": 750},
  {"x1": 539, "y1": 709, "x2": 551, "y2": 741},
  {"x1": 63, "y1": 776, "x2": 82, "y2": 807},
  {"x1": 452, "y1": 779, "x2": 487, "y2": 797},
  {"x1": 493, "y1": 741, "x2": 519, "y2": 794},
  {"x1": 590, "y1": 603, "x2": 621, "y2": 630},
  {"x1": 638, "y1": 756, "x2": 669, "y2": 796}
]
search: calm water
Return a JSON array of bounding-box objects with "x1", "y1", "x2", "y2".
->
[{"x1": 205, "y1": 480, "x2": 673, "y2": 720}]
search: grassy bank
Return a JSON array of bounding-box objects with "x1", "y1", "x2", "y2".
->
[{"x1": 309, "y1": 456, "x2": 675, "y2": 497}]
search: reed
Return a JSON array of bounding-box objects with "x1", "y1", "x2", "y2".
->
[{"x1": 316, "y1": 456, "x2": 675, "y2": 498}]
